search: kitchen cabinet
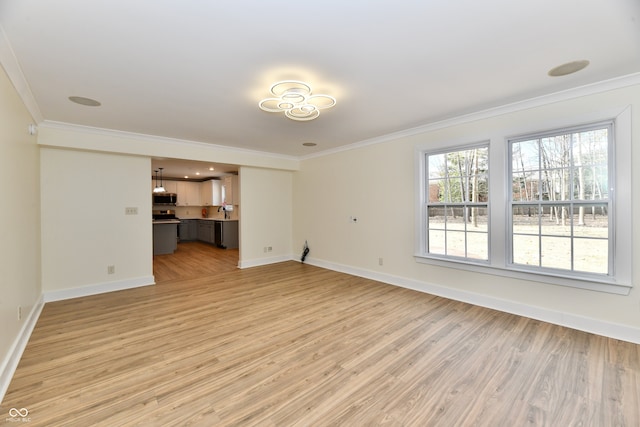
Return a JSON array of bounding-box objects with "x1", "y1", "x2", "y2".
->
[
  {"x1": 162, "y1": 180, "x2": 178, "y2": 194},
  {"x1": 179, "y1": 219, "x2": 198, "y2": 241},
  {"x1": 176, "y1": 181, "x2": 201, "y2": 206},
  {"x1": 221, "y1": 175, "x2": 239, "y2": 205},
  {"x1": 215, "y1": 220, "x2": 239, "y2": 249},
  {"x1": 197, "y1": 220, "x2": 214, "y2": 244},
  {"x1": 200, "y1": 180, "x2": 221, "y2": 206},
  {"x1": 153, "y1": 221, "x2": 178, "y2": 255},
  {"x1": 195, "y1": 219, "x2": 237, "y2": 248}
]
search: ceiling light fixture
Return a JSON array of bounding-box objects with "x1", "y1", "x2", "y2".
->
[
  {"x1": 153, "y1": 168, "x2": 166, "y2": 193},
  {"x1": 259, "y1": 80, "x2": 336, "y2": 121},
  {"x1": 68, "y1": 96, "x2": 101, "y2": 106},
  {"x1": 548, "y1": 60, "x2": 590, "y2": 77}
]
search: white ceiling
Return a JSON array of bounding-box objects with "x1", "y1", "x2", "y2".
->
[
  {"x1": 151, "y1": 159, "x2": 238, "y2": 181},
  {"x1": 1, "y1": 0, "x2": 639, "y2": 169}
]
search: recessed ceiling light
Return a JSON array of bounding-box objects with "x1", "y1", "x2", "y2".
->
[
  {"x1": 547, "y1": 60, "x2": 590, "y2": 77},
  {"x1": 209, "y1": 167, "x2": 215, "y2": 171},
  {"x1": 68, "y1": 96, "x2": 101, "y2": 106},
  {"x1": 302, "y1": 142, "x2": 317, "y2": 147},
  {"x1": 196, "y1": 172, "x2": 200, "y2": 175},
  {"x1": 184, "y1": 175, "x2": 189, "y2": 179}
]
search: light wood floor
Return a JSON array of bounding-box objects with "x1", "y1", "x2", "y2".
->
[
  {"x1": 153, "y1": 241, "x2": 240, "y2": 283},
  {"x1": 2, "y1": 243, "x2": 639, "y2": 426}
]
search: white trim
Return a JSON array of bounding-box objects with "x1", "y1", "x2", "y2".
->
[
  {"x1": 2, "y1": 12, "x2": 639, "y2": 164},
  {"x1": 38, "y1": 120, "x2": 298, "y2": 163},
  {"x1": 302, "y1": 257, "x2": 640, "y2": 345},
  {"x1": 43, "y1": 276, "x2": 155, "y2": 303},
  {"x1": 0, "y1": 25, "x2": 43, "y2": 123},
  {"x1": 0, "y1": 295, "x2": 45, "y2": 403},
  {"x1": 414, "y1": 255, "x2": 630, "y2": 295},
  {"x1": 302, "y1": 73, "x2": 640, "y2": 160},
  {"x1": 2, "y1": 259, "x2": 637, "y2": 405},
  {"x1": 414, "y1": 105, "x2": 633, "y2": 294},
  {"x1": 238, "y1": 254, "x2": 293, "y2": 269},
  {"x1": 4, "y1": 12, "x2": 639, "y2": 165}
]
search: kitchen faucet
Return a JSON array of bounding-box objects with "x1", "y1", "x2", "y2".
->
[{"x1": 218, "y1": 205, "x2": 230, "y2": 219}]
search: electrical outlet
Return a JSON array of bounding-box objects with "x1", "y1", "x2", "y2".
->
[
  {"x1": 18, "y1": 306, "x2": 22, "y2": 320},
  {"x1": 107, "y1": 265, "x2": 115, "y2": 274},
  {"x1": 268, "y1": 246, "x2": 272, "y2": 252},
  {"x1": 125, "y1": 207, "x2": 138, "y2": 215}
]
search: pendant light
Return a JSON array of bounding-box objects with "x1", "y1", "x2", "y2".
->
[{"x1": 153, "y1": 169, "x2": 166, "y2": 193}]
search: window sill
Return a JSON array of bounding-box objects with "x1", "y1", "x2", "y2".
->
[{"x1": 414, "y1": 254, "x2": 631, "y2": 295}]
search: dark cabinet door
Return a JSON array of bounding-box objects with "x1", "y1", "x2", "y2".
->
[
  {"x1": 197, "y1": 222, "x2": 208, "y2": 242},
  {"x1": 214, "y1": 221, "x2": 223, "y2": 248},
  {"x1": 180, "y1": 220, "x2": 198, "y2": 241},
  {"x1": 188, "y1": 221, "x2": 198, "y2": 240},
  {"x1": 179, "y1": 221, "x2": 189, "y2": 241}
]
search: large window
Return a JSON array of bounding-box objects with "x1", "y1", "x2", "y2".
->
[
  {"x1": 424, "y1": 145, "x2": 489, "y2": 262},
  {"x1": 509, "y1": 123, "x2": 611, "y2": 276},
  {"x1": 416, "y1": 108, "x2": 632, "y2": 294}
]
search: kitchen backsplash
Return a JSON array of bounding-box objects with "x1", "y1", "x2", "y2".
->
[{"x1": 173, "y1": 205, "x2": 240, "y2": 220}]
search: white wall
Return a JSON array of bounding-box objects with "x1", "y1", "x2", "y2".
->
[
  {"x1": 36, "y1": 124, "x2": 300, "y2": 273},
  {"x1": 0, "y1": 65, "x2": 41, "y2": 399},
  {"x1": 238, "y1": 166, "x2": 294, "y2": 267},
  {"x1": 294, "y1": 84, "x2": 640, "y2": 343},
  {"x1": 40, "y1": 148, "x2": 153, "y2": 299}
]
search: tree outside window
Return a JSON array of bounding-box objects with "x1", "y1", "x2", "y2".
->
[
  {"x1": 509, "y1": 124, "x2": 610, "y2": 275},
  {"x1": 425, "y1": 145, "x2": 489, "y2": 261}
]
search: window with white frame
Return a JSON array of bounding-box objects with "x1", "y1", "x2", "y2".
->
[
  {"x1": 416, "y1": 108, "x2": 632, "y2": 294},
  {"x1": 424, "y1": 144, "x2": 489, "y2": 261},
  {"x1": 508, "y1": 123, "x2": 611, "y2": 276}
]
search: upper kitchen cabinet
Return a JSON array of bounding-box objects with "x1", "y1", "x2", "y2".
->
[
  {"x1": 175, "y1": 181, "x2": 201, "y2": 206},
  {"x1": 222, "y1": 175, "x2": 239, "y2": 205},
  {"x1": 200, "y1": 180, "x2": 222, "y2": 207}
]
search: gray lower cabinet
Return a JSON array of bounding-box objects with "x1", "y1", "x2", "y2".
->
[
  {"x1": 197, "y1": 221, "x2": 214, "y2": 244},
  {"x1": 188, "y1": 220, "x2": 198, "y2": 240},
  {"x1": 153, "y1": 223, "x2": 178, "y2": 255},
  {"x1": 194, "y1": 219, "x2": 238, "y2": 248},
  {"x1": 216, "y1": 220, "x2": 239, "y2": 249},
  {"x1": 179, "y1": 220, "x2": 199, "y2": 241}
]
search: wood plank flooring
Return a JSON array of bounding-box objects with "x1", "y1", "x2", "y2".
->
[
  {"x1": 2, "y1": 243, "x2": 639, "y2": 426},
  {"x1": 153, "y1": 241, "x2": 239, "y2": 283}
]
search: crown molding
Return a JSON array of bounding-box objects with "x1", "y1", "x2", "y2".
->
[
  {"x1": 39, "y1": 120, "x2": 299, "y2": 162},
  {"x1": 0, "y1": 25, "x2": 43, "y2": 123},
  {"x1": 4, "y1": 12, "x2": 638, "y2": 164},
  {"x1": 301, "y1": 72, "x2": 640, "y2": 160}
]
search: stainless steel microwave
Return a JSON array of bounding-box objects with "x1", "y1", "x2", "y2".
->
[{"x1": 153, "y1": 193, "x2": 177, "y2": 205}]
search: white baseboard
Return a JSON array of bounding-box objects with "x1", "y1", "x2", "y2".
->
[
  {"x1": 43, "y1": 276, "x2": 155, "y2": 302},
  {"x1": 238, "y1": 254, "x2": 293, "y2": 269},
  {"x1": 303, "y1": 257, "x2": 640, "y2": 345},
  {"x1": 0, "y1": 295, "x2": 44, "y2": 404},
  {"x1": 3, "y1": 259, "x2": 637, "y2": 406}
]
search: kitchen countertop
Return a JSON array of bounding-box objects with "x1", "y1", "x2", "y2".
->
[
  {"x1": 154, "y1": 218, "x2": 238, "y2": 223},
  {"x1": 152, "y1": 219, "x2": 181, "y2": 224}
]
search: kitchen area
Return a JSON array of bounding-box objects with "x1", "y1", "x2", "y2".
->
[{"x1": 152, "y1": 163, "x2": 239, "y2": 257}]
